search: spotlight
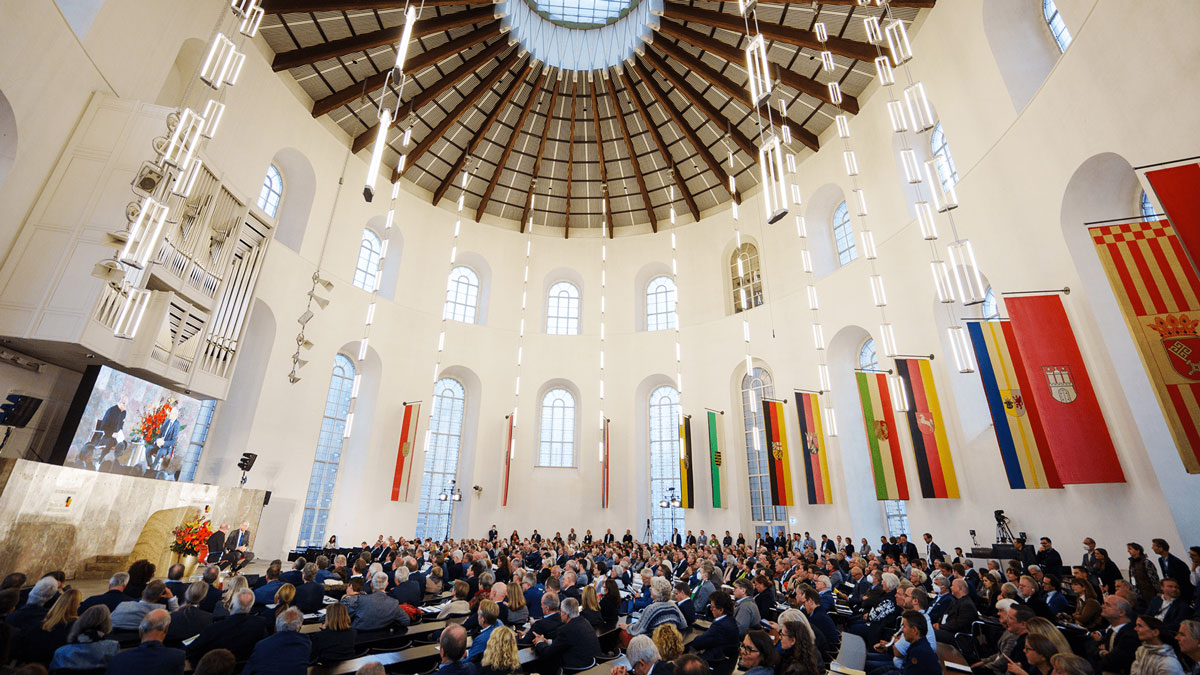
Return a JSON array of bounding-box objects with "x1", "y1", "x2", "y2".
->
[
  {"x1": 308, "y1": 292, "x2": 330, "y2": 309},
  {"x1": 312, "y1": 273, "x2": 334, "y2": 292},
  {"x1": 237, "y1": 452, "x2": 257, "y2": 486}
]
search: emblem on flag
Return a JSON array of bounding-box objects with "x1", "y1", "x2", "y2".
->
[
  {"x1": 771, "y1": 441, "x2": 783, "y2": 460},
  {"x1": 1043, "y1": 365, "x2": 1077, "y2": 404},
  {"x1": 1150, "y1": 314, "x2": 1200, "y2": 381},
  {"x1": 401, "y1": 441, "x2": 412, "y2": 457},
  {"x1": 873, "y1": 420, "x2": 889, "y2": 441},
  {"x1": 714, "y1": 451, "x2": 722, "y2": 466},
  {"x1": 1001, "y1": 389, "x2": 1026, "y2": 417},
  {"x1": 916, "y1": 412, "x2": 935, "y2": 434},
  {"x1": 805, "y1": 432, "x2": 819, "y2": 454}
]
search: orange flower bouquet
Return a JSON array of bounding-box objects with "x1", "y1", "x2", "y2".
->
[{"x1": 171, "y1": 517, "x2": 214, "y2": 556}]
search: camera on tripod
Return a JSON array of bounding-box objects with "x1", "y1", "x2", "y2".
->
[{"x1": 994, "y1": 509, "x2": 1016, "y2": 543}]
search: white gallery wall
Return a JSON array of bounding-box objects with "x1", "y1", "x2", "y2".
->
[{"x1": 2, "y1": 0, "x2": 1200, "y2": 559}]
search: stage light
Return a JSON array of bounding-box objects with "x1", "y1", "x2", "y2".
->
[{"x1": 364, "y1": 108, "x2": 392, "y2": 202}]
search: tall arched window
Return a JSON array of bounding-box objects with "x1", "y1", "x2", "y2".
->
[
  {"x1": 539, "y1": 388, "x2": 575, "y2": 467},
  {"x1": 353, "y1": 229, "x2": 383, "y2": 291},
  {"x1": 859, "y1": 338, "x2": 878, "y2": 371},
  {"x1": 257, "y1": 164, "x2": 283, "y2": 218},
  {"x1": 741, "y1": 367, "x2": 783, "y2": 528},
  {"x1": 297, "y1": 354, "x2": 354, "y2": 547},
  {"x1": 1043, "y1": 0, "x2": 1072, "y2": 52},
  {"x1": 648, "y1": 385, "x2": 684, "y2": 542},
  {"x1": 546, "y1": 281, "x2": 581, "y2": 335},
  {"x1": 444, "y1": 266, "x2": 480, "y2": 324},
  {"x1": 646, "y1": 276, "x2": 678, "y2": 331},
  {"x1": 1140, "y1": 191, "x2": 1156, "y2": 221},
  {"x1": 833, "y1": 201, "x2": 857, "y2": 266},
  {"x1": 930, "y1": 123, "x2": 959, "y2": 193},
  {"x1": 416, "y1": 378, "x2": 466, "y2": 540},
  {"x1": 730, "y1": 243, "x2": 764, "y2": 313}
]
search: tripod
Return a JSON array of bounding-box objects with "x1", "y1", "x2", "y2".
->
[
  {"x1": 643, "y1": 518, "x2": 653, "y2": 544},
  {"x1": 995, "y1": 517, "x2": 1015, "y2": 544}
]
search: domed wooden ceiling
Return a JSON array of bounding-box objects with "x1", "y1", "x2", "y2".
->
[{"x1": 260, "y1": 0, "x2": 933, "y2": 236}]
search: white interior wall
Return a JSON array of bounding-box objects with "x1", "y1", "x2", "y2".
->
[{"x1": 0, "y1": 0, "x2": 1198, "y2": 559}]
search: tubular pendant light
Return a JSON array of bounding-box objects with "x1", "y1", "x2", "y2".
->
[
  {"x1": 119, "y1": 198, "x2": 170, "y2": 269},
  {"x1": 924, "y1": 157, "x2": 959, "y2": 211},
  {"x1": 878, "y1": 323, "x2": 898, "y2": 358},
  {"x1": 874, "y1": 57, "x2": 895, "y2": 86},
  {"x1": 888, "y1": 101, "x2": 910, "y2": 134},
  {"x1": 930, "y1": 259, "x2": 956, "y2": 303},
  {"x1": 903, "y1": 82, "x2": 937, "y2": 132},
  {"x1": 885, "y1": 18, "x2": 913, "y2": 66},
  {"x1": 363, "y1": 109, "x2": 392, "y2": 202},
  {"x1": 915, "y1": 202, "x2": 938, "y2": 239},
  {"x1": 948, "y1": 239, "x2": 987, "y2": 304},
  {"x1": 395, "y1": 5, "x2": 418, "y2": 72},
  {"x1": 900, "y1": 149, "x2": 922, "y2": 184},
  {"x1": 758, "y1": 134, "x2": 788, "y2": 224},
  {"x1": 870, "y1": 274, "x2": 888, "y2": 307},
  {"x1": 888, "y1": 375, "x2": 909, "y2": 412},
  {"x1": 113, "y1": 286, "x2": 152, "y2": 340},
  {"x1": 948, "y1": 325, "x2": 977, "y2": 373},
  {"x1": 745, "y1": 34, "x2": 772, "y2": 106},
  {"x1": 823, "y1": 407, "x2": 839, "y2": 437},
  {"x1": 861, "y1": 231, "x2": 878, "y2": 260}
]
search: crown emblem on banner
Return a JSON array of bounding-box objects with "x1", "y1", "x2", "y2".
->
[{"x1": 1149, "y1": 314, "x2": 1199, "y2": 338}]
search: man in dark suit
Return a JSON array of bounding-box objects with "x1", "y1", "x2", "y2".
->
[
  {"x1": 186, "y1": 589, "x2": 270, "y2": 663},
  {"x1": 922, "y1": 533, "x2": 944, "y2": 564},
  {"x1": 531, "y1": 530, "x2": 542, "y2": 543},
  {"x1": 524, "y1": 594, "x2": 564, "y2": 642},
  {"x1": 672, "y1": 529, "x2": 683, "y2": 547},
  {"x1": 206, "y1": 524, "x2": 229, "y2": 566},
  {"x1": 281, "y1": 557, "x2": 306, "y2": 586},
  {"x1": 583, "y1": 530, "x2": 593, "y2": 545},
  {"x1": 532, "y1": 597, "x2": 601, "y2": 671},
  {"x1": 488, "y1": 525, "x2": 499, "y2": 541},
  {"x1": 898, "y1": 534, "x2": 919, "y2": 563},
  {"x1": 437, "y1": 624, "x2": 475, "y2": 675},
  {"x1": 689, "y1": 591, "x2": 740, "y2": 664},
  {"x1": 1036, "y1": 537, "x2": 1064, "y2": 576},
  {"x1": 937, "y1": 579, "x2": 979, "y2": 638},
  {"x1": 1145, "y1": 578, "x2": 1190, "y2": 629},
  {"x1": 349, "y1": 572, "x2": 406, "y2": 631},
  {"x1": 1089, "y1": 595, "x2": 1139, "y2": 674},
  {"x1": 150, "y1": 404, "x2": 182, "y2": 471},
  {"x1": 899, "y1": 611, "x2": 940, "y2": 675},
  {"x1": 197, "y1": 566, "x2": 223, "y2": 612},
  {"x1": 79, "y1": 572, "x2": 130, "y2": 612},
  {"x1": 107, "y1": 609, "x2": 185, "y2": 674},
  {"x1": 674, "y1": 582, "x2": 696, "y2": 627},
  {"x1": 226, "y1": 521, "x2": 255, "y2": 571},
  {"x1": 253, "y1": 564, "x2": 284, "y2": 604},
  {"x1": 1014, "y1": 538, "x2": 1037, "y2": 571},
  {"x1": 388, "y1": 566, "x2": 422, "y2": 607},
  {"x1": 167, "y1": 582, "x2": 214, "y2": 643},
  {"x1": 820, "y1": 535, "x2": 836, "y2": 554},
  {"x1": 686, "y1": 530, "x2": 697, "y2": 546},
  {"x1": 799, "y1": 585, "x2": 839, "y2": 658},
  {"x1": 723, "y1": 531, "x2": 734, "y2": 547},
  {"x1": 1152, "y1": 539, "x2": 1194, "y2": 596},
  {"x1": 243, "y1": 606, "x2": 312, "y2": 673},
  {"x1": 165, "y1": 563, "x2": 188, "y2": 600},
  {"x1": 293, "y1": 563, "x2": 326, "y2": 613},
  {"x1": 604, "y1": 529, "x2": 616, "y2": 544}
]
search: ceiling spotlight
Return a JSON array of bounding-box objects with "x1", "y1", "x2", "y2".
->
[
  {"x1": 307, "y1": 292, "x2": 330, "y2": 309},
  {"x1": 287, "y1": 372, "x2": 302, "y2": 384},
  {"x1": 296, "y1": 336, "x2": 314, "y2": 350},
  {"x1": 91, "y1": 260, "x2": 125, "y2": 283},
  {"x1": 293, "y1": 358, "x2": 309, "y2": 369},
  {"x1": 312, "y1": 273, "x2": 334, "y2": 292}
]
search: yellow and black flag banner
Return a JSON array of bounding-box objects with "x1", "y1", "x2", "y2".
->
[{"x1": 679, "y1": 414, "x2": 695, "y2": 508}]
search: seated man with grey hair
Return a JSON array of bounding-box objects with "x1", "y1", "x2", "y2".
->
[
  {"x1": 347, "y1": 571, "x2": 407, "y2": 631},
  {"x1": 187, "y1": 588, "x2": 270, "y2": 663},
  {"x1": 80, "y1": 571, "x2": 130, "y2": 612},
  {"x1": 623, "y1": 634, "x2": 673, "y2": 675},
  {"x1": 533, "y1": 597, "x2": 601, "y2": 672},
  {"x1": 294, "y1": 562, "x2": 326, "y2": 613},
  {"x1": 112, "y1": 579, "x2": 179, "y2": 630},
  {"x1": 388, "y1": 564, "x2": 422, "y2": 607},
  {"x1": 167, "y1": 581, "x2": 214, "y2": 642},
  {"x1": 621, "y1": 576, "x2": 687, "y2": 636},
  {"x1": 244, "y1": 606, "x2": 313, "y2": 673},
  {"x1": 107, "y1": 608, "x2": 186, "y2": 674},
  {"x1": 198, "y1": 564, "x2": 224, "y2": 612}
]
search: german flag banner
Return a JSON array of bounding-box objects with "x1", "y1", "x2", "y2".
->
[
  {"x1": 967, "y1": 320, "x2": 1062, "y2": 489},
  {"x1": 601, "y1": 418, "x2": 610, "y2": 509},
  {"x1": 678, "y1": 415, "x2": 695, "y2": 508},
  {"x1": 1091, "y1": 219, "x2": 1200, "y2": 472},
  {"x1": 761, "y1": 399, "x2": 794, "y2": 506},
  {"x1": 794, "y1": 392, "x2": 832, "y2": 505},
  {"x1": 502, "y1": 413, "x2": 514, "y2": 506},
  {"x1": 390, "y1": 403, "x2": 420, "y2": 501},
  {"x1": 856, "y1": 372, "x2": 909, "y2": 500},
  {"x1": 1006, "y1": 295, "x2": 1124, "y2": 484},
  {"x1": 707, "y1": 411, "x2": 725, "y2": 509},
  {"x1": 894, "y1": 359, "x2": 960, "y2": 499}
]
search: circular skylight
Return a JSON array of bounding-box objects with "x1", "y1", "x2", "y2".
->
[{"x1": 527, "y1": 0, "x2": 639, "y2": 28}]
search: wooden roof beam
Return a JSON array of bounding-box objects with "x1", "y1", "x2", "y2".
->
[
  {"x1": 564, "y1": 79, "x2": 578, "y2": 239},
  {"x1": 310, "y1": 22, "x2": 501, "y2": 118},
  {"x1": 475, "y1": 67, "x2": 549, "y2": 223},
  {"x1": 608, "y1": 66, "x2": 658, "y2": 233},
  {"x1": 628, "y1": 59, "x2": 737, "y2": 202},
  {"x1": 263, "y1": 0, "x2": 495, "y2": 12},
  {"x1": 616, "y1": 66, "x2": 700, "y2": 223},
  {"x1": 520, "y1": 75, "x2": 562, "y2": 231},
  {"x1": 432, "y1": 61, "x2": 536, "y2": 206},
  {"x1": 641, "y1": 46, "x2": 757, "y2": 157},
  {"x1": 271, "y1": 5, "x2": 498, "y2": 71},
  {"x1": 589, "y1": 76, "x2": 614, "y2": 239},
  {"x1": 351, "y1": 38, "x2": 509, "y2": 153},
  {"x1": 660, "y1": 2, "x2": 876, "y2": 62},
  {"x1": 811, "y1": 0, "x2": 934, "y2": 7},
  {"x1": 392, "y1": 48, "x2": 524, "y2": 182}
]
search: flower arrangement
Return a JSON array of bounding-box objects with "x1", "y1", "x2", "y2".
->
[
  {"x1": 135, "y1": 399, "x2": 173, "y2": 445},
  {"x1": 170, "y1": 517, "x2": 214, "y2": 556}
]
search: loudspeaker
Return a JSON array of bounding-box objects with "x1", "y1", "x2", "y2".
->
[{"x1": 263, "y1": 490, "x2": 271, "y2": 506}]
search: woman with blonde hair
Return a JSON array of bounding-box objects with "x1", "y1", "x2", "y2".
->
[
  {"x1": 580, "y1": 585, "x2": 604, "y2": 628},
  {"x1": 262, "y1": 583, "x2": 296, "y2": 622},
  {"x1": 426, "y1": 565, "x2": 445, "y2": 594},
  {"x1": 216, "y1": 575, "x2": 248, "y2": 618},
  {"x1": 309, "y1": 602, "x2": 357, "y2": 663},
  {"x1": 479, "y1": 625, "x2": 522, "y2": 675},
  {"x1": 1024, "y1": 618, "x2": 1072, "y2": 656},
  {"x1": 505, "y1": 582, "x2": 528, "y2": 625},
  {"x1": 30, "y1": 588, "x2": 81, "y2": 663},
  {"x1": 1049, "y1": 653, "x2": 1093, "y2": 675},
  {"x1": 653, "y1": 623, "x2": 685, "y2": 661}
]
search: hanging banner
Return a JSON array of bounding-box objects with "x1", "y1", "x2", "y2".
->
[
  {"x1": 601, "y1": 418, "x2": 610, "y2": 509},
  {"x1": 794, "y1": 392, "x2": 832, "y2": 505},
  {"x1": 1090, "y1": 219, "x2": 1200, "y2": 472},
  {"x1": 502, "y1": 414, "x2": 514, "y2": 507},
  {"x1": 761, "y1": 399, "x2": 794, "y2": 506},
  {"x1": 1144, "y1": 161, "x2": 1200, "y2": 278},
  {"x1": 390, "y1": 403, "x2": 421, "y2": 501},
  {"x1": 894, "y1": 359, "x2": 960, "y2": 499},
  {"x1": 706, "y1": 411, "x2": 725, "y2": 509},
  {"x1": 678, "y1": 415, "x2": 694, "y2": 508},
  {"x1": 1006, "y1": 295, "x2": 1125, "y2": 484},
  {"x1": 856, "y1": 372, "x2": 909, "y2": 500}
]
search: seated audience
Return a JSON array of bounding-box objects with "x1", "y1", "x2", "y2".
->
[
  {"x1": 165, "y1": 563, "x2": 189, "y2": 599},
  {"x1": 21, "y1": 587, "x2": 80, "y2": 664},
  {"x1": 480, "y1": 625, "x2": 523, "y2": 675},
  {"x1": 214, "y1": 575, "x2": 248, "y2": 619},
  {"x1": 625, "y1": 634, "x2": 673, "y2": 675},
  {"x1": 778, "y1": 618, "x2": 821, "y2": 675},
  {"x1": 734, "y1": 579, "x2": 764, "y2": 638},
  {"x1": 898, "y1": 611, "x2": 940, "y2": 675},
  {"x1": 309, "y1": 602, "x2": 357, "y2": 663},
  {"x1": 438, "y1": 579, "x2": 472, "y2": 619},
  {"x1": 252, "y1": 563, "x2": 284, "y2": 604},
  {"x1": 112, "y1": 579, "x2": 176, "y2": 630},
  {"x1": 346, "y1": 571, "x2": 406, "y2": 631},
  {"x1": 1174, "y1": 621, "x2": 1199, "y2": 675},
  {"x1": 468, "y1": 599, "x2": 503, "y2": 662},
  {"x1": 738, "y1": 629, "x2": 779, "y2": 675},
  {"x1": 690, "y1": 590, "x2": 739, "y2": 664},
  {"x1": 187, "y1": 588, "x2": 270, "y2": 663},
  {"x1": 580, "y1": 585, "x2": 604, "y2": 628},
  {"x1": 79, "y1": 572, "x2": 129, "y2": 613},
  {"x1": 261, "y1": 582, "x2": 295, "y2": 621},
  {"x1": 652, "y1": 623, "x2": 684, "y2": 661},
  {"x1": 532, "y1": 597, "x2": 601, "y2": 671},
  {"x1": 243, "y1": 606, "x2": 312, "y2": 674},
  {"x1": 168, "y1": 581, "x2": 214, "y2": 642},
  {"x1": 1008, "y1": 633, "x2": 1060, "y2": 675},
  {"x1": 49, "y1": 604, "x2": 119, "y2": 671},
  {"x1": 388, "y1": 566, "x2": 422, "y2": 607},
  {"x1": 193, "y1": 647, "x2": 237, "y2": 675},
  {"x1": 106, "y1": 608, "x2": 185, "y2": 674},
  {"x1": 198, "y1": 565, "x2": 224, "y2": 612},
  {"x1": 506, "y1": 581, "x2": 529, "y2": 625},
  {"x1": 622, "y1": 577, "x2": 687, "y2": 636},
  {"x1": 123, "y1": 559, "x2": 155, "y2": 600},
  {"x1": 293, "y1": 562, "x2": 325, "y2": 613},
  {"x1": 1130, "y1": 616, "x2": 1185, "y2": 675},
  {"x1": 438, "y1": 624, "x2": 474, "y2": 675},
  {"x1": 1089, "y1": 596, "x2": 1139, "y2": 675}
]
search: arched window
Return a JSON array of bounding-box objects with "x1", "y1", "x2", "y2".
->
[
  {"x1": 297, "y1": 354, "x2": 354, "y2": 547},
  {"x1": 1043, "y1": 0, "x2": 1072, "y2": 52},
  {"x1": 257, "y1": 164, "x2": 283, "y2": 218},
  {"x1": 539, "y1": 388, "x2": 575, "y2": 467},
  {"x1": 416, "y1": 378, "x2": 466, "y2": 540},
  {"x1": 646, "y1": 276, "x2": 678, "y2": 331},
  {"x1": 648, "y1": 385, "x2": 684, "y2": 542},
  {"x1": 444, "y1": 266, "x2": 480, "y2": 324},
  {"x1": 353, "y1": 229, "x2": 383, "y2": 292},
  {"x1": 546, "y1": 281, "x2": 581, "y2": 335},
  {"x1": 741, "y1": 367, "x2": 784, "y2": 527},
  {"x1": 859, "y1": 338, "x2": 878, "y2": 371},
  {"x1": 833, "y1": 201, "x2": 857, "y2": 266},
  {"x1": 982, "y1": 286, "x2": 999, "y2": 319},
  {"x1": 730, "y1": 243, "x2": 764, "y2": 313},
  {"x1": 179, "y1": 399, "x2": 217, "y2": 482},
  {"x1": 1140, "y1": 191, "x2": 1156, "y2": 221},
  {"x1": 884, "y1": 500, "x2": 910, "y2": 538},
  {"x1": 930, "y1": 123, "x2": 959, "y2": 193}
]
